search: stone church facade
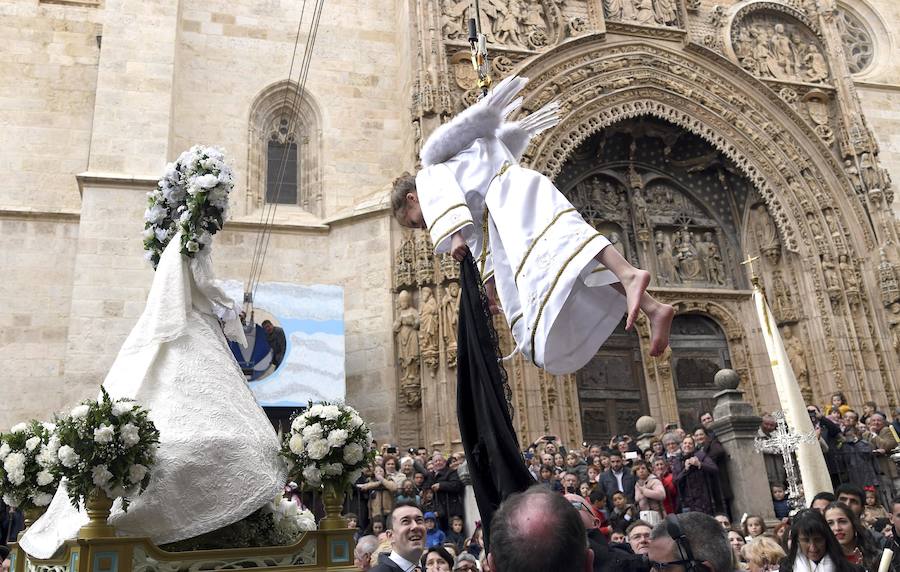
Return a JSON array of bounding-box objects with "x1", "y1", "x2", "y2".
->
[{"x1": 3, "y1": 0, "x2": 900, "y2": 450}]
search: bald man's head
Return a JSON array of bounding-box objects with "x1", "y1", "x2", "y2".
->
[{"x1": 489, "y1": 486, "x2": 590, "y2": 572}]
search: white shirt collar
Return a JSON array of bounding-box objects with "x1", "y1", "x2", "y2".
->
[{"x1": 389, "y1": 551, "x2": 419, "y2": 572}]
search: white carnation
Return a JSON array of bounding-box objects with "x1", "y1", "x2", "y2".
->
[
  {"x1": 348, "y1": 415, "x2": 364, "y2": 429},
  {"x1": 3, "y1": 494, "x2": 21, "y2": 508},
  {"x1": 342, "y1": 442, "x2": 364, "y2": 465},
  {"x1": 326, "y1": 429, "x2": 348, "y2": 449},
  {"x1": 302, "y1": 423, "x2": 323, "y2": 439},
  {"x1": 194, "y1": 174, "x2": 219, "y2": 189},
  {"x1": 10, "y1": 423, "x2": 27, "y2": 434},
  {"x1": 120, "y1": 423, "x2": 140, "y2": 448},
  {"x1": 128, "y1": 464, "x2": 148, "y2": 484},
  {"x1": 37, "y1": 446, "x2": 57, "y2": 469},
  {"x1": 319, "y1": 405, "x2": 341, "y2": 420},
  {"x1": 112, "y1": 401, "x2": 135, "y2": 416},
  {"x1": 93, "y1": 424, "x2": 115, "y2": 444},
  {"x1": 291, "y1": 416, "x2": 306, "y2": 432},
  {"x1": 57, "y1": 445, "x2": 80, "y2": 468},
  {"x1": 31, "y1": 492, "x2": 54, "y2": 507},
  {"x1": 289, "y1": 434, "x2": 305, "y2": 455},
  {"x1": 70, "y1": 404, "x2": 90, "y2": 419},
  {"x1": 91, "y1": 464, "x2": 113, "y2": 488},
  {"x1": 144, "y1": 204, "x2": 168, "y2": 224},
  {"x1": 41, "y1": 422, "x2": 56, "y2": 432},
  {"x1": 302, "y1": 465, "x2": 321, "y2": 485},
  {"x1": 4, "y1": 452, "x2": 26, "y2": 485},
  {"x1": 0, "y1": 443, "x2": 10, "y2": 461},
  {"x1": 36, "y1": 470, "x2": 54, "y2": 487},
  {"x1": 25, "y1": 436, "x2": 41, "y2": 452},
  {"x1": 307, "y1": 439, "x2": 330, "y2": 460},
  {"x1": 308, "y1": 405, "x2": 325, "y2": 418}
]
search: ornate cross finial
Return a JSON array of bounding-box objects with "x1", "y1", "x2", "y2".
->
[
  {"x1": 741, "y1": 254, "x2": 761, "y2": 286},
  {"x1": 754, "y1": 411, "x2": 816, "y2": 508}
]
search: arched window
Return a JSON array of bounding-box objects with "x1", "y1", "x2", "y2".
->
[{"x1": 249, "y1": 81, "x2": 323, "y2": 216}]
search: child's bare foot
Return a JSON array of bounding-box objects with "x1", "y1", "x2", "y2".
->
[
  {"x1": 619, "y1": 268, "x2": 651, "y2": 331},
  {"x1": 647, "y1": 302, "x2": 675, "y2": 357}
]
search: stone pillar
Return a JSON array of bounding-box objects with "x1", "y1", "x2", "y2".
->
[{"x1": 709, "y1": 369, "x2": 775, "y2": 520}]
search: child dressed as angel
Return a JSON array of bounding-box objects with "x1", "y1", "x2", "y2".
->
[{"x1": 392, "y1": 75, "x2": 674, "y2": 375}]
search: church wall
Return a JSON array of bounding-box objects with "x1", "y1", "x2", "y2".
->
[
  {"x1": 170, "y1": 0, "x2": 411, "y2": 219},
  {"x1": 0, "y1": 1, "x2": 100, "y2": 211},
  {"x1": 0, "y1": 215, "x2": 79, "y2": 428}
]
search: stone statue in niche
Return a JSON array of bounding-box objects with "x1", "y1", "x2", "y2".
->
[
  {"x1": 704, "y1": 234, "x2": 726, "y2": 285},
  {"x1": 839, "y1": 254, "x2": 860, "y2": 305},
  {"x1": 631, "y1": 187, "x2": 649, "y2": 229},
  {"x1": 750, "y1": 204, "x2": 780, "y2": 264},
  {"x1": 441, "y1": 281, "x2": 461, "y2": 368},
  {"x1": 859, "y1": 152, "x2": 881, "y2": 192},
  {"x1": 803, "y1": 45, "x2": 829, "y2": 83},
  {"x1": 394, "y1": 290, "x2": 421, "y2": 407},
  {"x1": 609, "y1": 232, "x2": 626, "y2": 258},
  {"x1": 654, "y1": 0, "x2": 678, "y2": 25},
  {"x1": 772, "y1": 270, "x2": 798, "y2": 322},
  {"x1": 843, "y1": 159, "x2": 863, "y2": 194},
  {"x1": 822, "y1": 253, "x2": 842, "y2": 304},
  {"x1": 419, "y1": 287, "x2": 440, "y2": 373},
  {"x1": 674, "y1": 227, "x2": 702, "y2": 281},
  {"x1": 655, "y1": 230, "x2": 678, "y2": 285},
  {"x1": 782, "y1": 325, "x2": 812, "y2": 402},
  {"x1": 889, "y1": 302, "x2": 900, "y2": 353},
  {"x1": 807, "y1": 213, "x2": 829, "y2": 254},
  {"x1": 879, "y1": 250, "x2": 899, "y2": 307}
]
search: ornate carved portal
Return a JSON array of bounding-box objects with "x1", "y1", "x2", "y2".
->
[{"x1": 395, "y1": 1, "x2": 900, "y2": 449}]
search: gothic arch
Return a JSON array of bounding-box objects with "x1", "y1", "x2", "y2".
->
[
  {"x1": 247, "y1": 80, "x2": 324, "y2": 217},
  {"x1": 512, "y1": 38, "x2": 876, "y2": 262}
]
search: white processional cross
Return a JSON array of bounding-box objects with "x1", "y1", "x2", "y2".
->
[{"x1": 754, "y1": 410, "x2": 817, "y2": 508}]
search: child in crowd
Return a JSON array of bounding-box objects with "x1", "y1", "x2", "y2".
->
[
  {"x1": 343, "y1": 513, "x2": 360, "y2": 541},
  {"x1": 743, "y1": 514, "x2": 766, "y2": 542},
  {"x1": 862, "y1": 487, "x2": 890, "y2": 528},
  {"x1": 771, "y1": 485, "x2": 791, "y2": 519},
  {"x1": 609, "y1": 530, "x2": 628, "y2": 548},
  {"x1": 445, "y1": 515, "x2": 466, "y2": 552},
  {"x1": 424, "y1": 512, "x2": 445, "y2": 548},
  {"x1": 421, "y1": 488, "x2": 437, "y2": 516},
  {"x1": 608, "y1": 491, "x2": 638, "y2": 534}
]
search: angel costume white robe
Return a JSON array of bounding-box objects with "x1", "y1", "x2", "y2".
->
[
  {"x1": 20, "y1": 233, "x2": 286, "y2": 558},
  {"x1": 416, "y1": 76, "x2": 626, "y2": 375}
]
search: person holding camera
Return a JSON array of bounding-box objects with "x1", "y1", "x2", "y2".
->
[{"x1": 672, "y1": 435, "x2": 720, "y2": 515}]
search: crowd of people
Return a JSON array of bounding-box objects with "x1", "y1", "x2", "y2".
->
[{"x1": 341, "y1": 393, "x2": 900, "y2": 571}]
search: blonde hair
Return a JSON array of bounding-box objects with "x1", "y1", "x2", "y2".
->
[
  {"x1": 741, "y1": 536, "x2": 785, "y2": 568},
  {"x1": 391, "y1": 172, "x2": 417, "y2": 218}
]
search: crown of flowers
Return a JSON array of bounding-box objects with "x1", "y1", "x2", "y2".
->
[{"x1": 142, "y1": 145, "x2": 234, "y2": 269}]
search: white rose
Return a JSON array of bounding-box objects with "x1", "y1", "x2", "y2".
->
[
  {"x1": 342, "y1": 442, "x2": 364, "y2": 465},
  {"x1": 10, "y1": 423, "x2": 27, "y2": 434},
  {"x1": 2, "y1": 494, "x2": 21, "y2": 508},
  {"x1": 57, "y1": 445, "x2": 80, "y2": 468},
  {"x1": 112, "y1": 401, "x2": 135, "y2": 417},
  {"x1": 31, "y1": 492, "x2": 54, "y2": 507},
  {"x1": 128, "y1": 463, "x2": 148, "y2": 484},
  {"x1": 288, "y1": 434, "x2": 305, "y2": 455},
  {"x1": 326, "y1": 429, "x2": 348, "y2": 449},
  {"x1": 36, "y1": 470, "x2": 54, "y2": 487},
  {"x1": 302, "y1": 465, "x2": 321, "y2": 485},
  {"x1": 0, "y1": 443, "x2": 10, "y2": 461},
  {"x1": 348, "y1": 415, "x2": 364, "y2": 429},
  {"x1": 4, "y1": 452, "x2": 26, "y2": 485},
  {"x1": 25, "y1": 436, "x2": 41, "y2": 452},
  {"x1": 307, "y1": 439, "x2": 330, "y2": 460},
  {"x1": 291, "y1": 416, "x2": 306, "y2": 432},
  {"x1": 70, "y1": 404, "x2": 90, "y2": 419},
  {"x1": 91, "y1": 464, "x2": 113, "y2": 488},
  {"x1": 308, "y1": 405, "x2": 325, "y2": 418},
  {"x1": 120, "y1": 423, "x2": 140, "y2": 448},
  {"x1": 185, "y1": 240, "x2": 200, "y2": 253},
  {"x1": 41, "y1": 422, "x2": 56, "y2": 432},
  {"x1": 93, "y1": 424, "x2": 115, "y2": 444},
  {"x1": 194, "y1": 174, "x2": 219, "y2": 189},
  {"x1": 302, "y1": 423, "x2": 323, "y2": 439},
  {"x1": 320, "y1": 405, "x2": 341, "y2": 420},
  {"x1": 144, "y1": 204, "x2": 168, "y2": 224}
]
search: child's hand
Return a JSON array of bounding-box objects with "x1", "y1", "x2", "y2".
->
[{"x1": 450, "y1": 232, "x2": 469, "y2": 261}]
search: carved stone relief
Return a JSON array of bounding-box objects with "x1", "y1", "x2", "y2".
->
[
  {"x1": 731, "y1": 11, "x2": 830, "y2": 84},
  {"x1": 440, "y1": 0, "x2": 567, "y2": 51},
  {"x1": 604, "y1": 0, "x2": 680, "y2": 28}
]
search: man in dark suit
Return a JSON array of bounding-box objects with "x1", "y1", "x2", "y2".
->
[
  {"x1": 598, "y1": 451, "x2": 637, "y2": 509},
  {"x1": 424, "y1": 452, "x2": 463, "y2": 531},
  {"x1": 369, "y1": 501, "x2": 426, "y2": 572}
]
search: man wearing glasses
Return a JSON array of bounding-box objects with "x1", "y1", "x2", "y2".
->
[
  {"x1": 565, "y1": 494, "x2": 650, "y2": 572},
  {"x1": 647, "y1": 513, "x2": 733, "y2": 572}
]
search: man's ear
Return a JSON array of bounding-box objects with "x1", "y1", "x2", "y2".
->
[
  {"x1": 406, "y1": 192, "x2": 419, "y2": 205},
  {"x1": 584, "y1": 548, "x2": 594, "y2": 572}
]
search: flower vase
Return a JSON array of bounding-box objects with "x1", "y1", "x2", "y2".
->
[
  {"x1": 318, "y1": 481, "x2": 347, "y2": 531},
  {"x1": 78, "y1": 488, "x2": 116, "y2": 539}
]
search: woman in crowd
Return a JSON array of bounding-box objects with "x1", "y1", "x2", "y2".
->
[
  {"x1": 466, "y1": 525, "x2": 484, "y2": 559},
  {"x1": 421, "y1": 546, "x2": 455, "y2": 572},
  {"x1": 744, "y1": 515, "x2": 767, "y2": 542},
  {"x1": 553, "y1": 453, "x2": 566, "y2": 474},
  {"x1": 652, "y1": 457, "x2": 678, "y2": 515},
  {"x1": 650, "y1": 438, "x2": 665, "y2": 460},
  {"x1": 357, "y1": 462, "x2": 395, "y2": 528},
  {"x1": 729, "y1": 528, "x2": 748, "y2": 569},
  {"x1": 537, "y1": 464, "x2": 562, "y2": 492},
  {"x1": 743, "y1": 536, "x2": 786, "y2": 572},
  {"x1": 383, "y1": 455, "x2": 406, "y2": 491},
  {"x1": 824, "y1": 502, "x2": 882, "y2": 572},
  {"x1": 672, "y1": 435, "x2": 719, "y2": 514},
  {"x1": 453, "y1": 553, "x2": 479, "y2": 571},
  {"x1": 780, "y1": 509, "x2": 862, "y2": 572},
  {"x1": 633, "y1": 461, "x2": 666, "y2": 518}
]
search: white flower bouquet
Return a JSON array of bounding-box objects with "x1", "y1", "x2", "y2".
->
[
  {"x1": 264, "y1": 498, "x2": 317, "y2": 542},
  {"x1": 142, "y1": 145, "x2": 234, "y2": 269},
  {"x1": 0, "y1": 420, "x2": 61, "y2": 510},
  {"x1": 54, "y1": 388, "x2": 160, "y2": 509},
  {"x1": 282, "y1": 403, "x2": 374, "y2": 490}
]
